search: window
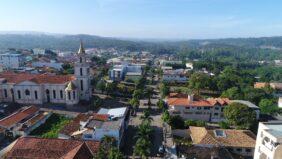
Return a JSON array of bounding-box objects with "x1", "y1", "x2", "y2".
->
[
  {"x1": 73, "y1": 91, "x2": 76, "y2": 99},
  {"x1": 197, "y1": 107, "x2": 202, "y2": 110},
  {"x1": 185, "y1": 107, "x2": 190, "y2": 109},
  {"x1": 204, "y1": 107, "x2": 210, "y2": 110},
  {"x1": 4, "y1": 89, "x2": 7, "y2": 98},
  {"x1": 80, "y1": 80, "x2": 84, "y2": 91},
  {"x1": 236, "y1": 148, "x2": 242, "y2": 152},
  {"x1": 215, "y1": 107, "x2": 219, "y2": 110},
  {"x1": 68, "y1": 92, "x2": 71, "y2": 100},
  {"x1": 35, "y1": 91, "x2": 38, "y2": 99},
  {"x1": 87, "y1": 68, "x2": 90, "y2": 74},
  {"x1": 60, "y1": 90, "x2": 63, "y2": 99},
  {"x1": 80, "y1": 68, "x2": 83, "y2": 76},
  {"x1": 25, "y1": 89, "x2": 30, "y2": 96},
  {"x1": 53, "y1": 90, "x2": 56, "y2": 99},
  {"x1": 80, "y1": 57, "x2": 82, "y2": 63},
  {"x1": 17, "y1": 90, "x2": 21, "y2": 99},
  {"x1": 246, "y1": 149, "x2": 251, "y2": 153}
]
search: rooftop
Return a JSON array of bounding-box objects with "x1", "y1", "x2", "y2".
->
[
  {"x1": 0, "y1": 106, "x2": 39, "y2": 128},
  {"x1": 261, "y1": 121, "x2": 282, "y2": 138},
  {"x1": 5, "y1": 137, "x2": 100, "y2": 159},
  {"x1": 189, "y1": 126, "x2": 256, "y2": 148},
  {"x1": 167, "y1": 93, "x2": 230, "y2": 107}
]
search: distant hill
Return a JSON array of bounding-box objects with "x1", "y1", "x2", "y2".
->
[
  {"x1": 0, "y1": 33, "x2": 144, "y2": 51},
  {"x1": 1, "y1": 32, "x2": 282, "y2": 52}
]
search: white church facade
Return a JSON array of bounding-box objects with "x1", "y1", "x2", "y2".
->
[{"x1": 0, "y1": 42, "x2": 92, "y2": 106}]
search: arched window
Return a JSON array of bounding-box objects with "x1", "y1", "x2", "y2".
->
[
  {"x1": 25, "y1": 89, "x2": 30, "y2": 96},
  {"x1": 73, "y1": 91, "x2": 76, "y2": 100},
  {"x1": 53, "y1": 90, "x2": 56, "y2": 99},
  {"x1": 68, "y1": 92, "x2": 71, "y2": 100},
  {"x1": 80, "y1": 57, "x2": 82, "y2": 63},
  {"x1": 60, "y1": 90, "x2": 63, "y2": 99},
  {"x1": 80, "y1": 80, "x2": 84, "y2": 91},
  {"x1": 17, "y1": 90, "x2": 21, "y2": 99},
  {"x1": 4, "y1": 89, "x2": 7, "y2": 98},
  {"x1": 80, "y1": 68, "x2": 83, "y2": 76},
  {"x1": 34, "y1": 91, "x2": 38, "y2": 100}
]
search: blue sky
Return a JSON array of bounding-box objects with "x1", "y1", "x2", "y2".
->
[{"x1": 0, "y1": 0, "x2": 282, "y2": 39}]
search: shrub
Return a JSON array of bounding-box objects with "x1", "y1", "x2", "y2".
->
[{"x1": 219, "y1": 121, "x2": 230, "y2": 129}]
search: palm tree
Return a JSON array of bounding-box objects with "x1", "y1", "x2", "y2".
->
[
  {"x1": 129, "y1": 97, "x2": 139, "y2": 115},
  {"x1": 144, "y1": 87, "x2": 153, "y2": 109},
  {"x1": 140, "y1": 109, "x2": 153, "y2": 124},
  {"x1": 133, "y1": 137, "x2": 151, "y2": 159},
  {"x1": 135, "y1": 122, "x2": 153, "y2": 140},
  {"x1": 109, "y1": 147, "x2": 124, "y2": 159}
]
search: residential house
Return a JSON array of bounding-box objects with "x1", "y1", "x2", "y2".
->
[
  {"x1": 59, "y1": 107, "x2": 129, "y2": 147},
  {"x1": 188, "y1": 126, "x2": 256, "y2": 158},
  {"x1": 0, "y1": 106, "x2": 51, "y2": 137},
  {"x1": 3, "y1": 137, "x2": 100, "y2": 159},
  {"x1": 166, "y1": 93, "x2": 260, "y2": 122},
  {"x1": 254, "y1": 121, "x2": 282, "y2": 159},
  {"x1": 254, "y1": 82, "x2": 282, "y2": 96}
]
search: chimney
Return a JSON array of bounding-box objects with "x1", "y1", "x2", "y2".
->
[{"x1": 188, "y1": 94, "x2": 194, "y2": 103}]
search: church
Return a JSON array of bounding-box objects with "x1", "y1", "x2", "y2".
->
[{"x1": 0, "y1": 42, "x2": 92, "y2": 106}]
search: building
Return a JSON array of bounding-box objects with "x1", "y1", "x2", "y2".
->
[
  {"x1": 0, "y1": 106, "x2": 51, "y2": 137},
  {"x1": 254, "y1": 121, "x2": 282, "y2": 159},
  {"x1": 162, "y1": 69, "x2": 188, "y2": 83},
  {"x1": 32, "y1": 48, "x2": 47, "y2": 55},
  {"x1": 188, "y1": 126, "x2": 256, "y2": 158},
  {"x1": 0, "y1": 52, "x2": 24, "y2": 69},
  {"x1": 166, "y1": 93, "x2": 260, "y2": 122},
  {"x1": 3, "y1": 137, "x2": 100, "y2": 159},
  {"x1": 254, "y1": 82, "x2": 282, "y2": 96},
  {"x1": 279, "y1": 97, "x2": 282, "y2": 108},
  {"x1": 59, "y1": 107, "x2": 129, "y2": 147},
  {"x1": 109, "y1": 63, "x2": 142, "y2": 81},
  {"x1": 0, "y1": 42, "x2": 91, "y2": 105}
]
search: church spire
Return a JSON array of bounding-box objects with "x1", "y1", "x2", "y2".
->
[{"x1": 78, "y1": 40, "x2": 85, "y2": 54}]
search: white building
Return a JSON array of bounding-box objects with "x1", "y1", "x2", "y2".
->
[
  {"x1": 278, "y1": 97, "x2": 282, "y2": 108},
  {"x1": 166, "y1": 93, "x2": 260, "y2": 122},
  {"x1": 0, "y1": 53, "x2": 24, "y2": 69},
  {"x1": 162, "y1": 69, "x2": 188, "y2": 83},
  {"x1": 33, "y1": 48, "x2": 46, "y2": 55},
  {"x1": 59, "y1": 107, "x2": 129, "y2": 147},
  {"x1": 0, "y1": 42, "x2": 91, "y2": 106},
  {"x1": 109, "y1": 63, "x2": 142, "y2": 81},
  {"x1": 254, "y1": 121, "x2": 282, "y2": 159}
]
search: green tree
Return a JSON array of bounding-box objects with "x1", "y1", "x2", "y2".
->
[
  {"x1": 221, "y1": 87, "x2": 243, "y2": 100},
  {"x1": 168, "y1": 115, "x2": 185, "y2": 129},
  {"x1": 140, "y1": 109, "x2": 153, "y2": 124},
  {"x1": 224, "y1": 102, "x2": 256, "y2": 129},
  {"x1": 144, "y1": 87, "x2": 153, "y2": 108},
  {"x1": 259, "y1": 98, "x2": 278, "y2": 115},
  {"x1": 157, "y1": 99, "x2": 165, "y2": 111},
  {"x1": 133, "y1": 137, "x2": 151, "y2": 159},
  {"x1": 129, "y1": 97, "x2": 139, "y2": 114},
  {"x1": 108, "y1": 147, "x2": 124, "y2": 159},
  {"x1": 189, "y1": 72, "x2": 209, "y2": 94},
  {"x1": 160, "y1": 83, "x2": 170, "y2": 98},
  {"x1": 96, "y1": 80, "x2": 106, "y2": 93},
  {"x1": 133, "y1": 89, "x2": 143, "y2": 100},
  {"x1": 219, "y1": 121, "x2": 230, "y2": 129},
  {"x1": 96, "y1": 136, "x2": 117, "y2": 159},
  {"x1": 161, "y1": 110, "x2": 170, "y2": 123}
]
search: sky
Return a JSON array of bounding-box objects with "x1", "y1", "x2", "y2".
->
[{"x1": 0, "y1": 0, "x2": 282, "y2": 39}]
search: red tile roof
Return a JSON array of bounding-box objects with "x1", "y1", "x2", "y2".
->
[
  {"x1": 167, "y1": 93, "x2": 230, "y2": 107},
  {"x1": 59, "y1": 114, "x2": 91, "y2": 136},
  {"x1": 92, "y1": 113, "x2": 110, "y2": 121},
  {"x1": 0, "y1": 106, "x2": 39, "y2": 128},
  {"x1": 0, "y1": 72, "x2": 75, "y2": 84},
  {"x1": 5, "y1": 137, "x2": 100, "y2": 159}
]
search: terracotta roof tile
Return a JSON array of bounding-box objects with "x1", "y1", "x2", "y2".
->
[
  {"x1": 5, "y1": 137, "x2": 100, "y2": 159},
  {"x1": 0, "y1": 106, "x2": 39, "y2": 128},
  {"x1": 189, "y1": 127, "x2": 256, "y2": 148},
  {"x1": 167, "y1": 93, "x2": 230, "y2": 107},
  {"x1": 59, "y1": 114, "x2": 91, "y2": 136},
  {"x1": 0, "y1": 72, "x2": 75, "y2": 84}
]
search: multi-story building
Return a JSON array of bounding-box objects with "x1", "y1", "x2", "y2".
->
[
  {"x1": 162, "y1": 69, "x2": 188, "y2": 83},
  {"x1": 166, "y1": 93, "x2": 260, "y2": 122},
  {"x1": 59, "y1": 107, "x2": 129, "y2": 147},
  {"x1": 0, "y1": 52, "x2": 24, "y2": 69},
  {"x1": 0, "y1": 42, "x2": 91, "y2": 105},
  {"x1": 109, "y1": 63, "x2": 142, "y2": 81},
  {"x1": 254, "y1": 121, "x2": 282, "y2": 159}
]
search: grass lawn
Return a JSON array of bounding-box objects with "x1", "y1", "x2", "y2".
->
[{"x1": 30, "y1": 113, "x2": 71, "y2": 138}]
